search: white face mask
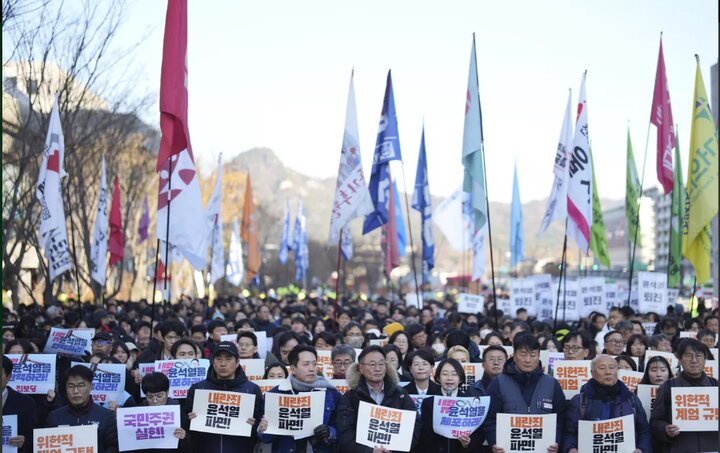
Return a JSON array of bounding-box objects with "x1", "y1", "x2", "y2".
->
[
  {"x1": 347, "y1": 337, "x2": 364, "y2": 348},
  {"x1": 431, "y1": 343, "x2": 446, "y2": 355}
]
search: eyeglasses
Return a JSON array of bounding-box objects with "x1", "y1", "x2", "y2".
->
[
  {"x1": 605, "y1": 339, "x2": 624, "y2": 345},
  {"x1": 564, "y1": 345, "x2": 586, "y2": 352},
  {"x1": 66, "y1": 383, "x2": 89, "y2": 392},
  {"x1": 145, "y1": 392, "x2": 166, "y2": 401},
  {"x1": 360, "y1": 361, "x2": 386, "y2": 369},
  {"x1": 333, "y1": 360, "x2": 353, "y2": 368},
  {"x1": 681, "y1": 352, "x2": 705, "y2": 362}
]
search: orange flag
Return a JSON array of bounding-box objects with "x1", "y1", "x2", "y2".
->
[{"x1": 241, "y1": 173, "x2": 261, "y2": 280}]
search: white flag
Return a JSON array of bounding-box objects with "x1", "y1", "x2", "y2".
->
[
  {"x1": 205, "y1": 155, "x2": 224, "y2": 284},
  {"x1": 89, "y1": 157, "x2": 108, "y2": 285},
  {"x1": 328, "y1": 71, "x2": 373, "y2": 246},
  {"x1": 471, "y1": 224, "x2": 487, "y2": 281},
  {"x1": 567, "y1": 73, "x2": 593, "y2": 253},
  {"x1": 36, "y1": 97, "x2": 72, "y2": 281},
  {"x1": 433, "y1": 187, "x2": 472, "y2": 252},
  {"x1": 538, "y1": 90, "x2": 573, "y2": 235},
  {"x1": 156, "y1": 150, "x2": 208, "y2": 270},
  {"x1": 226, "y1": 217, "x2": 244, "y2": 286}
]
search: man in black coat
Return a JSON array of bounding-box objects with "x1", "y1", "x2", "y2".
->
[{"x1": 2, "y1": 355, "x2": 39, "y2": 453}]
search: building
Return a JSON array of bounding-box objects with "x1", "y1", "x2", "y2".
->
[{"x1": 602, "y1": 197, "x2": 655, "y2": 271}]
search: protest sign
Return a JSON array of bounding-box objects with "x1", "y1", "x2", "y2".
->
[
  {"x1": 369, "y1": 339, "x2": 389, "y2": 347},
  {"x1": 2, "y1": 414, "x2": 17, "y2": 453},
  {"x1": 667, "y1": 288, "x2": 679, "y2": 305},
  {"x1": 617, "y1": 369, "x2": 643, "y2": 393},
  {"x1": 671, "y1": 387, "x2": 719, "y2": 431},
  {"x1": 405, "y1": 293, "x2": 422, "y2": 309},
  {"x1": 6, "y1": 354, "x2": 56, "y2": 394},
  {"x1": 43, "y1": 328, "x2": 92, "y2": 357},
  {"x1": 264, "y1": 392, "x2": 325, "y2": 439},
  {"x1": 460, "y1": 363, "x2": 483, "y2": 392},
  {"x1": 641, "y1": 322, "x2": 657, "y2": 335},
  {"x1": 495, "y1": 297, "x2": 513, "y2": 318},
  {"x1": 510, "y1": 279, "x2": 536, "y2": 317},
  {"x1": 432, "y1": 396, "x2": 490, "y2": 439},
  {"x1": 408, "y1": 394, "x2": 428, "y2": 415},
  {"x1": 578, "y1": 414, "x2": 635, "y2": 453},
  {"x1": 636, "y1": 384, "x2": 659, "y2": 420},
  {"x1": 638, "y1": 272, "x2": 667, "y2": 314},
  {"x1": 73, "y1": 362, "x2": 126, "y2": 406},
  {"x1": 137, "y1": 363, "x2": 156, "y2": 398},
  {"x1": 618, "y1": 283, "x2": 640, "y2": 314},
  {"x1": 554, "y1": 360, "x2": 591, "y2": 399},
  {"x1": 316, "y1": 349, "x2": 333, "y2": 377},
  {"x1": 117, "y1": 405, "x2": 180, "y2": 451},
  {"x1": 328, "y1": 379, "x2": 349, "y2": 394},
  {"x1": 190, "y1": 389, "x2": 255, "y2": 437},
  {"x1": 530, "y1": 274, "x2": 553, "y2": 321},
  {"x1": 221, "y1": 331, "x2": 267, "y2": 358},
  {"x1": 34, "y1": 425, "x2": 97, "y2": 453},
  {"x1": 579, "y1": 277, "x2": 606, "y2": 318},
  {"x1": 556, "y1": 280, "x2": 580, "y2": 322},
  {"x1": 458, "y1": 293, "x2": 484, "y2": 315},
  {"x1": 605, "y1": 282, "x2": 618, "y2": 312},
  {"x1": 155, "y1": 359, "x2": 209, "y2": 399},
  {"x1": 496, "y1": 413, "x2": 556, "y2": 453},
  {"x1": 678, "y1": 331, "x2": 697, "y2": 339},
  {"x1": 251, "y1": 379, "x2": 283, "y2": 393},
  {"x1": 238, "y1": 359, "x2": 265, "y2": 381},
  {"x1": 356, "y1": 401, "x2": 416, "y2": 452},
  {"x1": 540, "y1": 351, "x2": 564, "y2": 374},
  {"x1": 645, "y1": 350, "x2": 677, "y2": 373}
]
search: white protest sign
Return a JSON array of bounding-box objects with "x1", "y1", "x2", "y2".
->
[
  {"x1": 405, "y1": 293, "x2": 422, "y2": 309},
  {"x1": 43, "y1": 328, "x2": 92, "y2": 357},
  {"x1": 638, "y1": 272, "x2": 667, "y2": 314},
  {"x1": 617, "y1": 369, "x2": 643, "y2": 393},
  {"x1": 667, "y1": 288, "x2": 679, "y2": 305},
  {"x1": 117, "y1": 404, "x2": 180, "y2": 451},
  {"x1": 74, "y1": 362, "x2": 126, "y2": 406},
  {"x1": 671, "y1": 386, "x2": 719, "y2": 431},
  {"x1": 263, "y1": 391, "x2": 325, "y2": 439},
  {"x1": 510, "y1": 279, "x2": 536, "y2": 317},
  {"x1": 2, "y1": 414, "x2": 17, "y2": 453},
  {"x1": 251, "y1": 379, "x2": 283, "y2": 393},
  {"x1": 458, "y1": 293, "x2": 484, "y2": 315},
  {"x1": 556, "y1": 280, "x2": 580, "y2": 322},
  {"x1": 540, "y1": 351, "x2": 565, "y2": 374},
  {"x1": 222, "y1": 331, "x2": 268, "y2": 359},
  {"x1": 432, "y1": 396, "x2": 490, "y2": 439},
  {"x1": 190, "y1": 389, "x2": 255, "y2": 437},
  {"x1": 408, "y1": 394, "x2": 428, "y2": 415},
  {"x1": 316, "y1": 349, "x2": 333, "y2": 377},
  {"x1": 496, "y1": 297, "x2": 513, "y2": 318},
  {"x1": 33, "y1": 425, "x2": 97, "y2": 453},
  {"x1": 645, "y1": 350, "x2": 677, "y2": 374},
  {"x1": 531, "y1": 274, "x2": 554, "y2": 321},
  {"x1": 460, "y1": 363, "x2": 484, "y2": 392},
  {"x1": 6, "y1": 354, "x2": 56, "y2": 395},
  {"x1": 636, "y1": 384, "x2": 659, "y2": 421},
  {"x1": 554, "y1": 360, "x2": 591, "y2": 399},
  {"x1": 138, "y1": 363, "x2": 156, "y2": 398},
  {"x1": 329, "y1": 379, "x2": 349, "y2": 394},
  {"x1": 618, "y1": 282, "x2": 640, "y2": 314},
  {"x1": 238, "y1": 359, "x2": 265, "y2": 381},
  {"x1": 496, "y1": 413, "x2": 556, "y2": 453},
  {"x1": 678, "y1": 331, "x2": 697, "y2": 339},
  {"x1": 578, "y1": 414, "x2": 635, "y2": 453},
  {"x1": 155, "y1": 359, "x2": 210, "y2": 399},
  {"x1": 605, "y1": 282, "x2": 618, "y2": 312},
  {"x1": 356, "y1": 401, "x2": 416, "y2": 452},
  {"x1": 579, "y1": 277, "x2": 606, "y2": 318}
]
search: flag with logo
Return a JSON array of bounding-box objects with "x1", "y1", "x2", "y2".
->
[
  {"x1": 241, "y1": 174, "x2": 261, "y2": 281},
  {"x1": 412, "y1": 127, "x2": 435, "y2": 283},
  {"x1": 668, "y1": 128, "x2": 684, "y2": 288},
  {"x1": 226, "y1": 217, "x2": 244, "y2": 286},
  {"x1": 89, "y1": 157, "x2": 108, "y2": 285},
  {"x1": 626, "y1": 130, "x2": 642, "y2": 245},
  {"x1": 206, "y1": 156, "x2": 224, "y2": 284},
  {"x1": 109, "y1": 176, "x2": 124, "y2": 267},
  {"x1": 363, "y1": 71, "x2": 403, "y2": 234},
  {"x1": 650, "y1": 38, "x2": 675, "y2": 195},
  {"x1": 567, "y1": 72, "x2": 593, "y2": 253},
  {"x1": 509, "y1": 162, "x2": 524, "y2": 268},
  {"x1": 36, "y1": 97, "x2": 72, "y2": 281},
  {"x1": 589, "y1": 148, "x2": 610, "y2": 268},
  {"x1": 279, "y1": 200, "x2": 291, "y2": 264},
  {"x1": 682, "y1": 60, "x2": 718, "y2": 284}
]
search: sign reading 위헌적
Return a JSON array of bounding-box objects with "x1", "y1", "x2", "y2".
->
[
  {"x1": 155, "y1": 359, "x2": 209, "y2": 399},
  {"x1": 617, "y1": 369, "x2": 643, "y2": 393},
  {"x1": 263, "y1": 392, "x2": 324, "y2": 439},
  {"x1": 554, "y1": 361, "x2": 591, "y2": 399},
  {"x1": 496, "y1": 413, "x2": 556, "y2": 453},
  {"x1": 43, "y1": 328, "x2": 92, "y2": 357},
  {"x1": 6, "y1": 354, "x2": 56, "y2": 395},
  {"x1": 2, "y1": 414, "x2": 17, "y2": 453},
  {"x1": 33, "y1": 424, "x2": 97, "y2": 453},
  {"x1": 190, "y1": 389, "x2": 255, "y2": 437},
  {"x1": 578, "y1": 414, "x2": 635, "y2": 453},
  {"x1": 117, "y1": 405, "x2": 180, "y2": 451},
  {"x1": 671, "y1": 387, "x2": 719, "y2": 431},
  {"x1": 432, "y1": 396, "x2": 490, "y2": 439},
  {"x1": 356, "y1": 402, "x2": 416, "y2": 452}
]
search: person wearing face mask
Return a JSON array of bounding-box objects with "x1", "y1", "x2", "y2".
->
[
  {"x1": 403, "y1": 349, "x2": 441, "y2": 396},
  {"x1": 563, "y1": 355, "x2": 650, "y2": 453},
  {"x1": 430, "y1": 333, "x2": 447, "y2": 357},
  {"x1": 415, "y1": 359, "x2": 484, "y2": 452},
  {"x1": 343, "y1": 322, "x2": 366, "y2": 349}
]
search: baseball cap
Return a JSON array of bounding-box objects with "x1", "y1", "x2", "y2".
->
[
  {"x1": 213, "y1": 341, "x2": 239, "y2": 359},
  {"x1": 92, "y1": 332, "x2": 112, "y2": 342}
]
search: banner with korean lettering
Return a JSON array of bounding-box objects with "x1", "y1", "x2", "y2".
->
[
  {"x1": 510, "y1": 279, "x2": 536, "y2": 317},
  {"x1": 43, "y1": 328, "x2": 92, "y2": 357},
  {"x1": 554, "y1": 361, "x2": 591, "y2": 399},
  {"x1": 408, "y1": 394, "x2": 428, "y2": 415},
  {"x1": 638, "y1": 272, "x2": 667, "y2": 314},
  {"x1": 117, "y1": 405, "x2": 180, "y2": 451},
  {"x1": 579, "y1": 277, "x2": 606, "y2": 318},
  {"x1": 636, "y1": 384, "x2": 659, "y2": 421},
  {"x1": 671, "y1": 387, "x2": 719, "y2": 431},
  {"x1": 316, "y1": 349, "x2": 333, "y2": 377},
  {"x1": 238, "y1": 359, "x2": 265, "y2": 381},
  {"x1": 578, "y1": 414, "x2": 635, "y2": 453},
  {"x1": 432, "y1": 396, "x2": 489, "y2": 439},
  {"x1": 540, "y1": 351, "x2": 565, "y2": 375},
  {"x1": 556, "y1": 280, "x2": 580, "y2": 322},
  {"x1": 617, "y1": 369, "x2": 643, "y2": 393},
  {"x1": 496, "y1": 413, "x2": 556, "y2": 453},
  {"x1": 645, "y1": 350, "x2": 677, "y2": 374},
  {"x1": 190, "y1": 389, "x2": 255, "y2": 437},
  {"x1": 457, "y1": 293, "x2": 484, "y2": 315},
  {"x1": 530, "y1": 274, "x2": 554, "y2": 321},
  {"x1": 6, "y1": 354, "x2": 56, "y2": 394},
  {"x1": 33, "y1": 425, "x2": 97, "y2": 453},
  {"x1": 263, "y1": 392, "x2": 324, "y2": 439},
  {"x1": 356, "y1": 401, "x2": 416, "y2": 452},
  {"x1": 221, "y1": 331, "x2": 268, "y2": 359},
  {"x1": 328, "y1": 379, "x2": 349, "y2": 394},
  {"x1": 460, "y1": 363, "x2": 484, "y2": 392},
  {"x1": 2, "y1": 414, "x2": 17, "y2": 453},
  {"x1": 155, "y1": 359, "x2": 209, "y2": 399},
  {"x1": 74, "y1": 362, "x2": 126, "y2": 406}
]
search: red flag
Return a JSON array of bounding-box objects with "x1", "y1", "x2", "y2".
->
[
  {"x1": 383, "y1": 178, "x2": 400, "y2": 276},
  {"x1": 157, "y1": 0, "x2": 192, "y2": 171},
  {"x1": 241, "y1": 173, "x2": 261, "y2": 280},
  {"x1": 650, "y1": 38, "x2": 675, "y2": 194},
  {"x1": 109, "y1": 176, "x2": 124, "y2": 266}
]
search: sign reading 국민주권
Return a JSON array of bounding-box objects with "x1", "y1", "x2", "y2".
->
[
  {"x1": 6, "y1": 354, "x2": 56, "y2": 394},
  {"x1": 117, "y1": 405, "x2": 180, "y2": 451}
]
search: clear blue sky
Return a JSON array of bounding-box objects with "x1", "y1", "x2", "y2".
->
[{"x1": 40, "y1": 1, "x2": 720, "y2": 202}]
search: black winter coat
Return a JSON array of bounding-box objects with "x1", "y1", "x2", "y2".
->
[
  {"x1": 2, "y1": 387, "x2": 39, "y2": 453},
  {"x1": 46, "y1": 400, "x2": 118, "y2": 453}
]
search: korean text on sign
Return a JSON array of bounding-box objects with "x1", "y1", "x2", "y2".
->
[
  {"x1": 356, "y1": 401, "x2": 416, "y2": 452},
  {"x1": 496, "y1": 413, "x2": 557, "y2": 453},
  {"x1": 263, "y1": 392, "x2": 324, "y2": 439},
  {"x1": 432, "y1": 396, "x2": 490, "y2": 439},
  {"x1": 578, "y1": 414, "x2": 635, "y2": 453},
  {"x1": 6, "y1": 354, "x2": 56, "y2": 394},
  {"x1": 190, "y1": 389, "x2": 255, "y2": 437},
  {"x1": 43, "y1": 328, "x2": 92, "y2": 357},
  {"x1": 155, "y1": 359, "x2": 209, "y2": 399},
  {"x1": 117, "y1": 405, "x2": 180, "y2": 451},
  {"x1": 2, "y1": 414, "x2": 18, "y2": 453},
  {"x1": 33, "y1": 425, "x2": 97, "y2": 453},
  {"x1": 671, "y1": 387, "x2": 719, "y2": 431},
  {"x1": 554, "y1": 361, "x2": 591, "y2": 399}
]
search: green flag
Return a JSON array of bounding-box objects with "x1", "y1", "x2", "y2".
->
[
  {"x1": 589, "y1": 147, "x2": 611, "y2": 268},
  {"x1": 668, "y1": 128, "x2": 684, "y2": 288},
  {"x1": 625, "y1": 130, "x2": 641, "y2": 246}
]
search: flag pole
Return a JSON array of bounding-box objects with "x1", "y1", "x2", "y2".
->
[
  {"x1": 68, "y1": 215, "x2": 83, "y2": 303},
  {"x1": 399, "y1": 162, "x2": 421, "y2": 298},
  {"x1": 163, "y1": 158, "x2": 173, "y2": 307},
  {"x1": 554, "y1": 219, "x2": 569, "y2": 330},
  {"x1": 333, "y1": 231, "x2": 342, "y2": 334},
  {"x1": 151, "y1": 238, "x2": 160, "y2": 327}
]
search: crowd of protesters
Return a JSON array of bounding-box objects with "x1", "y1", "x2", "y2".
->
[{"x1": 2, "y1": 291, "x2": 719, "y2": 453}]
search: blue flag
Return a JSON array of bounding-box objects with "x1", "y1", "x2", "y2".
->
[
  {"x1": 279, "y1": 200, "x2": 290, "y2": 264},
  {"x1": 411, "y1": 127, "x2": 435, "y2": 283},
  {"x1": 393, "y1": 178, "x2": 407, "y2": 256},
  {"x1": 363, "y1": 70, "x2": 403, "y2": 234},
  {"x1": 509, "y1": 162, "x2": 524, "y2": 268},
  {"x1": 293, "y1": 199, "x2": 309, "y2": 283}
]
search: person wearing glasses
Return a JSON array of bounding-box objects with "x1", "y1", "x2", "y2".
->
[
  {"x1": 330, "y1": 344, "x2": 356, "y2": 379},
  {"x1": 601, "y1": 331, "x2": 625, "y2": 356},
  {"x1": 470, "y1": 345, "x2": 508, "y2": 396},
  {"x1": 336, "y1": 345, "x2": 421, "y2": 453},
  {"x1": 46, "y1": 365, "x2": 118, "y2": 453},
  {"x1": 483, "y1": 333, "x2": 566, "y2": 453},
  {"x1": 403, "y1": 349, "x2": 441, "y2": 396},
  {"x1": 562, "y1": 332, "x2": 591, "y2": 361},
  {"x1": 650, "y1": 338, "x2": 719, "y2": 453},
  {"x1": 2, "y1": 355, "x2": 38, "y2": 453}
]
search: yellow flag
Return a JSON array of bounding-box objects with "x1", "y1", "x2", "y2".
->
[{"x1": 682, "y1": 59, "x2": 718, "y2": 284}]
